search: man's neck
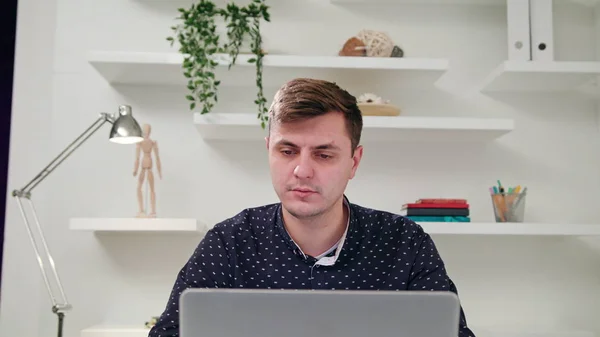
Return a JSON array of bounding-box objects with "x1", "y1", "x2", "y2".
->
[{"x1": 282, "y1": 198, "x2": 348, "y2": 258}]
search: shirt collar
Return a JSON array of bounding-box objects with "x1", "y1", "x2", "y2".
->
[{"x1": 276, "y1": 195, "x2": 353, "y2": 265}]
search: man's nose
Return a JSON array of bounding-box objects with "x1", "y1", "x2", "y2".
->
[{"x1": 293, "y1": 154, "x2": 314, "y2": 179}]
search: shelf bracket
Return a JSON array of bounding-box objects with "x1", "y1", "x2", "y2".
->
[{"x1": 506, "y1": 0, "x2": 555, "y2": 61}]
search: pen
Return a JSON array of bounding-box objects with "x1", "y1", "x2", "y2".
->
[
  {"x1": 513, "y1": 187, "x2": 527, "y2": 209},
  {"x1": 508, "y1": 187, "x2": 527, "y2": 221},
  {"x1": 495, "y1": 193, "x2": 506, "y2": 222}
]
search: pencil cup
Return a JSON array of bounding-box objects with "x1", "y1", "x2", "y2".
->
[{"x1": 491, "y1": 192, "x2": 526, "y2": 222}]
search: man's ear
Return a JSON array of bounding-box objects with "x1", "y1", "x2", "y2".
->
[
  {"x1": 265, "y1": 136, "x2": 270, "y2": 150},
  {"x1": 349, "y1": 145, "x2": 363, "y2": 180}
]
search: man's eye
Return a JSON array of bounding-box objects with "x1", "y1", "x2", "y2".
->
[
  {"x1": 281, "y1": 150, "x2": 294, "y2": 156},
  {"x1": 319, "y1": 154, "x2": 332, "y2": 159}
]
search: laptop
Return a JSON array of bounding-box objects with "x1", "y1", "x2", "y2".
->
[{"x1": 179, "y1": 288, "x2": 461, "y2": 337}]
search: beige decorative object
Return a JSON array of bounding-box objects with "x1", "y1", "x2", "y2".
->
[
  {"x1": 133, "y1": 124, "x2": 162, "y2": 218},
  {"x1": 339, "y1": 37, "x2": 367, "y2": 57},
  {"x1": 357, "y1": 29, "x2": 395, "y2": 57},
  {"x1": 357, "y1": 93, "x2": 401, "y2": 116}
]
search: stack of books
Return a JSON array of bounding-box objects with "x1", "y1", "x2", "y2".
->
[{"x1": 401, "y1": 198, "x2": 470, "y2": 222}]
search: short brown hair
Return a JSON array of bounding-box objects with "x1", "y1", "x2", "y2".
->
[{"x1": 268, "y1": 78, "x2": 363, "y2": 153}]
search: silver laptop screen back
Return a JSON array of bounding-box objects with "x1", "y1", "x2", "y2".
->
[{"x1": 180, "y1": 289, "x2": 460, "y2": 337}]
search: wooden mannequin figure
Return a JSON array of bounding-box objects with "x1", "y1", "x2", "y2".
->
[{"x1": 133, "y1": 123, "x2": 162, "y2": 218}]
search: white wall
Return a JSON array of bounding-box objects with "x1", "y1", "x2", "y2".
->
[
  {"x1": 0, "y1": 0, "x2": 58, "y2": 336},
  {"x1": 2, "y1": 0, "x2": 600, "y2": 337}
]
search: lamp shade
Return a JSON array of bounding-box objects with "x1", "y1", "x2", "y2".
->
[{"x1": 109, "y1": 105, "x2": 144, "y2": 144}]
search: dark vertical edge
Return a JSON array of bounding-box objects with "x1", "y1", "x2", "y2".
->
[{"x1": 0, "y1": 0, "x2": 19, "y2": 291}]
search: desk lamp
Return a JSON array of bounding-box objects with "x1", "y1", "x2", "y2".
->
[{"x1": 11, "y1": 105, "x2": 144, "y2": 337}]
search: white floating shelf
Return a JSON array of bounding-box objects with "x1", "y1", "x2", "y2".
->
[
  {"x1": 80, "y1": 325, "x2": 595, "y2": 337},
  {"x1": 329, "y1": 0, "x2": 598, "y2": 5},
  {"x1": 480, "y1": 60, "x2": 600, "y2": 92},
  {"x1": 420, "y1": 222, "x2": 600, "y2": 236},
  {"x1": 81, "y1": 325, "x2": 149, "y2": 337},
  {"x1": 136, "y1": 0, "x2": 598, "y2": 4},
  {"x1": 194, "y1": 112, "x2": 514, "y2": 142},
  {"x1": 88, "y1": 51, "x2": 449, "y2": 89},
  {"x1": 70, "y1": 218, "x2": 204, "y2": 233},
  {"x1": 330, "y1": 0, "x2": 503, "y2": 4}
]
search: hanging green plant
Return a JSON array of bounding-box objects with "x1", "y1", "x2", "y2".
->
[{"x1": 167, "y1": 0, "x2": 271, "y2": 128}]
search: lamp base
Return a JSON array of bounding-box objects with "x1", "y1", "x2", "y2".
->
[{"x1": 56, "y1": 311, "x2": 65, "y2": 337}]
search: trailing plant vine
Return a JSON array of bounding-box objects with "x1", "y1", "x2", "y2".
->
[{"x1": 168, "y1": 0, "x2": 271, "y2": 128}]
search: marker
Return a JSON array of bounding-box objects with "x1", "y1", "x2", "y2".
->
[{"x1": 512, "y1": 187, "x2": 527, "y2": 213}]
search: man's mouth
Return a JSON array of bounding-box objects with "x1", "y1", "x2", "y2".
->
[{"x1": 293, "y1": 188, "x2": 315, "y2": 193}]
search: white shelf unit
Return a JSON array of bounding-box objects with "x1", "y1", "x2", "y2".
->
[
  {"x1": 193, "y1": 112, "x2": 514, "y2": 142},
  {"x1": 480, "y1": 60, "x2": 600, "y2": 93},
  {"x1": 87, "y1": 51, "x2": 449, "y2": 90},
  {"x1": 69, "y1": 218, "x2": 204, "y2": 233},
  {"x1": 81, "y1": 325, "x2": 149, "y2": 337},
  {"x1": 420, "y1": 222, "x2": 600, "y2": 236}
]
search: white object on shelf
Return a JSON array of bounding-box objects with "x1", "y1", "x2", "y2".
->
[
  {"x1": 81, "y1": 325, "x2": 149, "y2": 337},
  {"x1": 480, "y1": 60, "x2": 600, "y2": 92},
  {"x1": 193, "y1": 112, "x2": 514, "y2": 142},
  {"x1": 420, "y1": 222, "x2": 600, "y2": 236},
  {"x1": 87, "y1": 51, "x2": 449, "y2": 89},
  {"x1": 69, "y1": 218, "x2": 204, "y2": 233}
]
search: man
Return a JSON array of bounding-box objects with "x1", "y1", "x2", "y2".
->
[{"x1": 148, "y1": 78, "x2": 475, "y2": 337}]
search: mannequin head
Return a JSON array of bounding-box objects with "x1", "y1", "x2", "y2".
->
[{"x1": 143, "y1": 124, "x2": 152, "y2": 138}]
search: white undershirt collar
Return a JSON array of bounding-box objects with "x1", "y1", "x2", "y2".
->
[{"x1": 286, "y1": 200, "x2": 350, "y2": 266}]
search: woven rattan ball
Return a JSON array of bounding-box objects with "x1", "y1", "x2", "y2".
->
[{"x1": 357, "y1": 29, "x2": 394, "y2": 57}]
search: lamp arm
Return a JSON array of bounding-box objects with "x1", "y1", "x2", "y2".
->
[
  {"x1": 14, "y1": 112, "x2": 114, "y2": 198},
  {"x1": 11, "y1": 112, "x2": 116, "y2": 337}
]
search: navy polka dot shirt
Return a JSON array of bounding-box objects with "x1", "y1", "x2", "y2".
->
[{"x1": 149, "y1": 197, "x2": 475, "y2": 337}]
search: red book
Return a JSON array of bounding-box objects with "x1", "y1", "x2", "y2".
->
[{"x1": 415, "y1": 198, "x2": 467, "y2": 204}]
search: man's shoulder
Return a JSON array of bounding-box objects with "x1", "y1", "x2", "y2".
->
[
  {"x1": 208, "y1": 202, "x2": 280, "y2": 239},
  {"x1": 349, "y1": 202, "x2": 428, "y2": 240}
]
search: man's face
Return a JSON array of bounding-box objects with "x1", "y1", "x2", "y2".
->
[{"x1": 266, "y1": 112, "x2": 363, "y2": 220}]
